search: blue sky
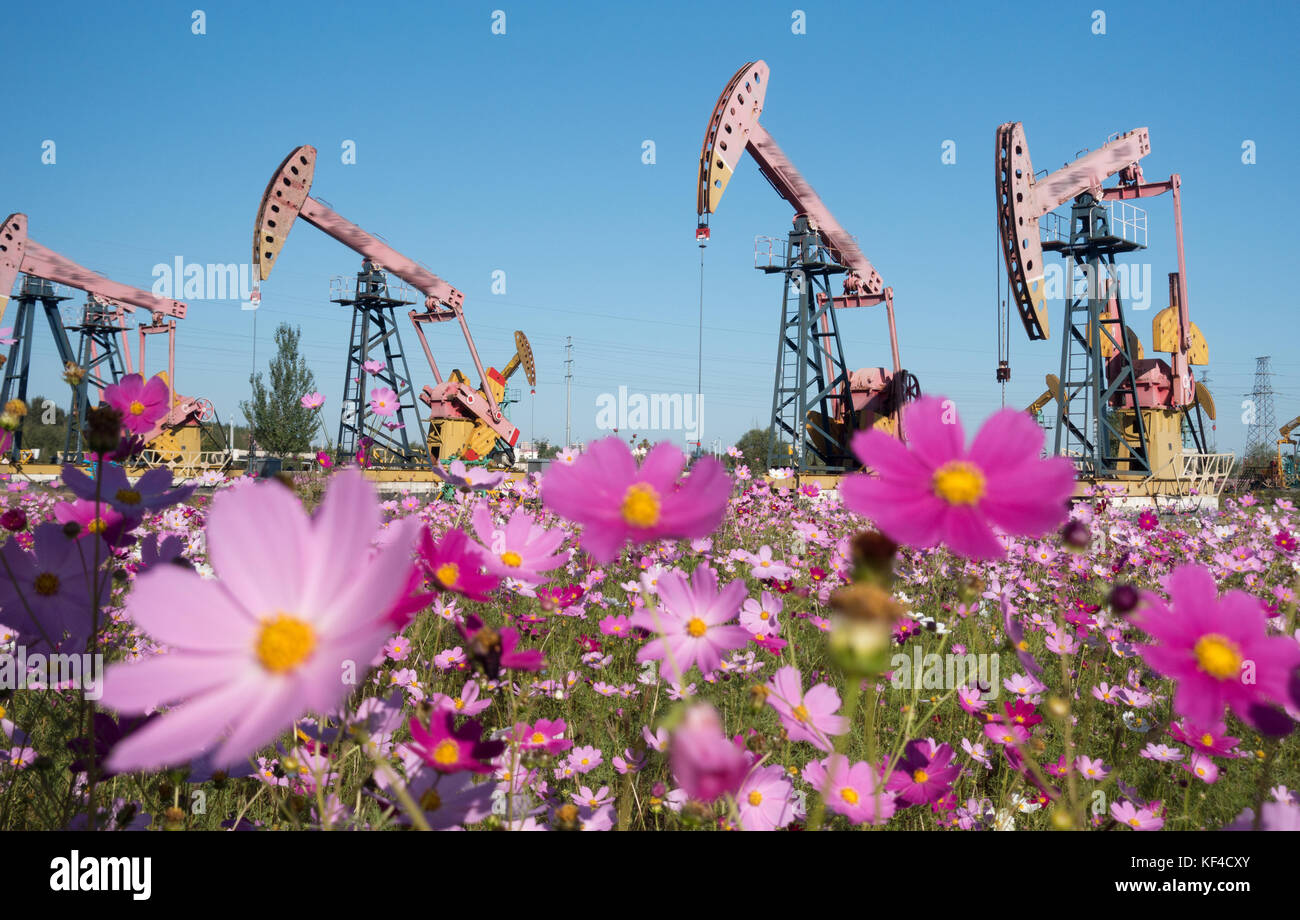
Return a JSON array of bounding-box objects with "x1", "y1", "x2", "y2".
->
[{"x1": 3, "y1": 0, "x2": 1297, "y2": 454}]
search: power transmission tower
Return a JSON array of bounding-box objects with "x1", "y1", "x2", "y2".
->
[
  {"x1": 564, "y1": 337, "x2": 573, "y2": 448},
  {"x1": 1243, "y1": 356, "x2": 1276, "y2": 459},
  {"x1": 1198, "y1": 370, "x2": 1218, "y2": 451}
]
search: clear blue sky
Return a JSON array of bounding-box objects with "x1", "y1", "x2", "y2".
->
[{"x1": 3, "y1": 0, "x2": 1297, "y2": 454}]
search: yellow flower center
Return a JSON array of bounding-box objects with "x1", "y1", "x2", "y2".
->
[
  {"x1": 431, "y1": 740, "x2": 460, "y2": 766},
  {"x1": 255, "y1": 614, "x2": 316, "y2": 673},
  {"x1": 1200, "y1": 733, "x2": 1214, "y2": 747},
  {"x1": 500, "y1": 550, "x2": 522, "y2": 568},
  {"x1": 434, "y1": 563, "x2": 459, "y2": 588},
  {"x1": 748, "y1": 790, "x2": 763, "y2": 807},
  {"x1": 1128, "y1": 817, "x2": 1141, "y2": 827},
  {"x1": 621, "y1": 483, "x2": 661, "y2": 528},
  {"x1": 531, "y1": 732, "x2": 546, "y2": 745},
  {"x1": 1193, "y1": 634, "x2": 1242, "y2": 680},
  {"x1": 419, "y1": 789, "x2": 442, "y2": 811},
  {"x1": 128, "y1": 400, "x2": 146, "y2": 416},
  {"x1": 932, "y1": 461, "x2": 986, "y2": 506},
  {"x1": 912, "y1": 769, "x2": 929, "y2": 784},
  {"x1": 34, "y1": 572, "x2": 60, "y2": 596},
  {"x1": 792, "y1": 704, "x2": 810, "y2": 723},
  {"x1": 685, "y1": 617, "x2": 708, "y2": 638},
  {"x1": 840, "y1": 787, "x2": 860, "y2": 805},
  {"x1": 454, "y1": 698, "x2": 465, "y2": 710},
  {"x1": 86, "y1": 518, "x2": 108, "y2": 534},
  {"x1": 115, "y1": 489, "x2": 142, "y2": 506}
]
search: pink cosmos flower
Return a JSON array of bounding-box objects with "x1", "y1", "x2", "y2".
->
[
  {"x1": 316, "y1": 451, "x2": 333, "y2": 469},
  {"x1": 631, "y1": 565, "x2": 749, "y2": 682},
  {"x1": 470, "y1": 504, "x2": 570, "y2": 585},
  {"x1": 417, "y1": 527, "x2": 499, "y2": 602},
  {"x1": 301, "y1": 392, "x2": 325, "y2": 410},
  {"x1": 432, "y1": 459, "x2": 507, "y2": 491},
  {"x1": 103, "y1": 373, "x2": 171, "y2": 434},
  {"x1": 1111, "y1": 800, "x2": 1164, "y2": 831},
  {"x1": 805, "y1": 754, "x2": 895, "y2": 826},
  {"x1": 764, "y1": 665, "x2": 847, "y2": 753},
  {"x1": 430, "y1": 680, "x2": 491, "y2": 717},
  {"x1": 542, "y1": 437, "x2": 730, "y2": 563},
  {"x1": 841, "y1": 395, "x2": 1075, "y2": 560},
  {"x1": 406, "y1": 710, "x2": 504, "y2": 774},
  {"x1": 1133, "y1": 565, "x2": 1300, "y2": 733},
  {"x1": 669, "y1": 703, "x2": 749, "y2": 803},
  {"x1": 363, "y1": 359, "x2": 385, "y2": 374},
  {"x1": 740, "y1": 591, "x2": 782, "y2": 637},
  {"x1": 369, "y1": 387, "x2": 399, "y2": 417},
  {"x1": 737, "y1": 763, "x2": 799, "y2": 831},
  {"x1": 1075, "y1": 755, "x2": 1110, "y2": 780},
  {"x1": 97, "y1": 472, "x2": 422, "y2": 772}
]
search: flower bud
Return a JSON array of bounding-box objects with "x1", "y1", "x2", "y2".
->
[
  {"x1": 553, "y1": 803, "x2": 581, "y2": 831},
  {"x1": 1060, "y1": 519, "x2": 1091, "y2": 551},
  {"x1": 1107, "y1": 583, "x2": 1140, "y2": 616},
  {"x1": 4, "y1": 399, "x2": 26, "y2": 419},
  {"x1": 63, "y1": 362, "x2": 88, "y2": 387},
  {"x1": 84, "y1": 405, "x2": 123, "y2": 455},
  {"x1": 849, "y1": 530, "x2": 898, "y2": 586},
  {"x1": 827, "y1": 616, "x2": 894, "y2": 677}
]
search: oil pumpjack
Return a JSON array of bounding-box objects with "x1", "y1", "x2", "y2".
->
[
  {"x1": 696, "y1": 61, "x2": 918, "y2": 474},
  {"x1": 0, "y1": 213, "x2": 224, "y2": 466},
  {"x1": 252, "y1": 146, "x2": 525, "y2": 467},
  {"x1": 994, "y1": 123, "x2": 1229, "y2": 502}
]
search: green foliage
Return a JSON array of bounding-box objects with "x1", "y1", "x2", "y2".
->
[
  {"x1": 734, "y1": 426, "x2": 787, "y2": 471},
  {"x1": 18, "y1": 394, "x2": 68, "y2": 460},
  {"x1": 239, "y1": 325, "x2": 318, "y2": 456}
]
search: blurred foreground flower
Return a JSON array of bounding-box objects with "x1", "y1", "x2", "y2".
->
[{"x1": 841, "y1": 395, "x2": 1074, "y2": 560}]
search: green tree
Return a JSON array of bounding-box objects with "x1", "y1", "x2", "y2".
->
[
  {"x1": 240, "y1": 324, "x2": 318, "y2": 455},
  {"x1": 734, "y1": 426, "x2": 788, "y2": 471},
  {"x1": 18, "y1": 394, "x2": 68, "y2": 460}
]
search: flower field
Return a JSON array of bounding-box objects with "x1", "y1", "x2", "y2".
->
[{"x1": 0, "y1": 386, "x2": 1297, "y2": 833}]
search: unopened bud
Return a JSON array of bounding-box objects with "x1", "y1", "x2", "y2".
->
[
  {"x1": 827, "y1": 616, "x2": 893, "y2": 677},
  {"x1": 63, "y1": 362, "x2": 87, "y2": 386},
  {"x1": 748, "y1": 683, "x2": 770, "y2": 713},
  {"x1": 849, "y1": 531, "x2": 898, "y2": 586},
  {"x1": 4, "y1": 399, "x2": 26, "y2": 419},
  {"x1": 1061, "y1": 519, "x2": 1091, "y2": 551},
  {"x1": 163, "y1": 806, "x2": 186, "y2": 830},
  {"x1": 84, "y1": 405, "x2": 123, "y2": 454},
  {"x1": 1108, "y1": 583, "x2": 1140, "y2": 616},
  {"x1": 829, "y1": 582, "x2": 906, "y2": 624},
  {"x1": 553, "y1": 803, "x2": 581, "y2": 831},
  {"x1": 61, "y1": 521, "x2": 81, "y2": 538}
]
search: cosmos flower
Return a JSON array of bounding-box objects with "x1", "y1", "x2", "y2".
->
[
  {"x1": 431, "y1": 460, "x2": 507, "y2": 491},
  {"x1": 763, "y1": 666, "x2": 847, "y2": 753},
  {"x1": 630, "y1": 565, "x2": 749, "y2": 682},
  {"x1": 1111, "y1": 800, "x2": 1164, "y2": 831},
  {"x1": 62, "y1": 464, "x2": 194, "y2": 519},
  {"x1": 406, "y1": 710, "x2": 503, "y2": 774},
  {"x1": 0, "y1": 522, "x2": 108, "y2": 652},
  {"x1": 887, "y1": 739, "x2": 961, "y2": 805},
  {"x1": 417, "y1": 527, "x2": 499, "y2": 602},
  {"x1": 542, "y1": 437, "x2": 730, "y2": 563},
  {"x1": 102, "y1": 373, "x2": 171, "y2": 434},
  {"x1": 369, "y1": 387, "x2": 399, "y2": 417},
  {"x1": 841, "y1": 395, "x2": 1075, "y2": 560},
  {"x1": 737, "y1": 763, "x2": 799, "y2": 831},
  {"x1": 96, "y1": 472, "x2": 422, "y2": 772},
  {"x1": 804, "y1": 754, "x2": 895, "y2": 826},
  {"x1": 1132, "y1": 565, "x2": 1300, "y2": 734},
  {"x1": 470, "y1": 504, "x2": 570, "y2": 585},
  {"x1": 668, "y1": 703, "x2": 749, "y2": 803},
  {"x1": 300, "y1": 392, "x2": 325, "y2": 410}
]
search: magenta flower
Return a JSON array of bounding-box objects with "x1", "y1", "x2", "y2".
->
[
  {"x1": 764, "y1": 665, "x2": 847, "y2": 753},
  {"x1": 542, "y1": 437, "x2": 731, "y2": 563},
  {"x1": 102, "y1": 373, "x2": 171, "y2": 434},
  {"x1": 887, "y1": 739, "x2": 961, "y2": 806},
  {"x1": 669, "y1": 703, "x2": 749, "y2": 803},
  {"x1": 805, "y1": 755, "x2": 895, "y2": 826},
  {"x1": 52, "y1": 498, "x2": 130, "y2": 546},
  {"x1": 431, "y1": 459, "x2": 507, "y2": 491},
  {"x1": 406, "y1": 710, "x2": 503, "y2": 774},
  {"x1": 369, "y1": 387, "x2": 399, "y2": 417},
  {"x1": 514, "y1": 718, "x2": 573, "y2": 755},
  {"x1": 1074, "y1": 755, "x2": 1110, "y2": 780},
  {"x1": 97, "y1": 472, "x2": 422, "y2": 772},
  {"x1": 1133, "y1": 565, "x2": 1300, "y2": 734},
  {"x1": 630, "y1": 565, "x2": 749, "y2": 682},
  {"x1": 363, "y1": 359, "x2": 385, "y2": 374},
  {"x1": 1182, "y1": 752, "x2": 1220, "y2": 784},
  {"x1": 841, "y1": 395, "x2": 1075, "y2": 560},
  {"x1": 470, "y1": 504, "x2": 570, "y2": 585},
  {"x1": 301, "y1": 392, "x2": 325, "y2": 410},
  {"x1": 457, "y1": 613, "x2": 545, "y2": 678},
  {"x1": 316, "y1": 451, "x2": 333, "y2": 469},
  {"x1": 417, "y1": 527, "x2": 499, "y2": 602}
]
